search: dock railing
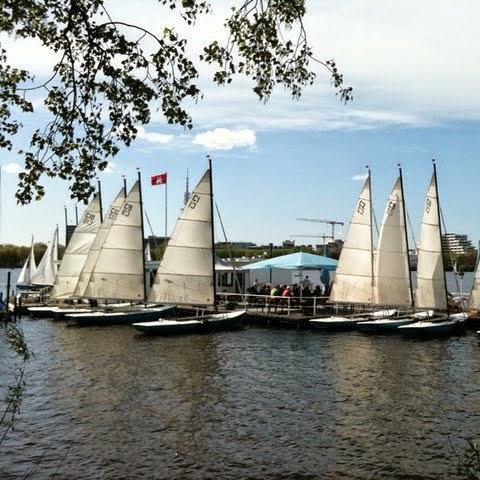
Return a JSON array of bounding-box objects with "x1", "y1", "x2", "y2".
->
[{"x1": 217, "y1": 292, "x2": 332, "y2": 316}]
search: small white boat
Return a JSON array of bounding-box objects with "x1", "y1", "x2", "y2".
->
[
  {"x1": 398, "y1": 312, "x2": 467, "y2": 336},
  {"x1": 357, "y1": 310, "x2": 434, "y2": 333},
  {"x1": 134, "y1": 162, "x2": 244, "y2": 337},
  {"x1": 310, "y1": 308, "x2": 398, "y2": 331},
  {"x1": 52, "y1": 307, "x2": 92, "y2": 319},
  {"x1": 66, "y1": 305, "x2": 175, "y2": 325},
  {"x1": 133, "y1": 311, "x2": 245, "y2": 335}
]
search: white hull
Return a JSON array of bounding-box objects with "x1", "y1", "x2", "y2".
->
[
  {"x1": 398, "y1": 312, "x2": 467, "y2": 336},
  {"x1": 133, "y1": 311, "x2": 245, "y2": 335}
]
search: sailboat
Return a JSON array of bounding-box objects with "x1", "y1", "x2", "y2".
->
[
  {"x1": 357, "y1": 167, "x2": 431, "y2": 332},
  {"x1": 51, "y1": 191, "x2": 103, "y2": 300},
  {"x1": 133, "y1": 160, "x2": 245, "y2": 335},
  {"x1": 65, "y1": 174, "x2": 174, "y2": 325},
  {"x1": 466, "y1": 246, "x2": 480, "y2": 323},
  {"x1": 310, "y1": 169, "x2": 391, "y2": 330},
  {"x1": 398, "y1": 160, "x2": 467, "y2": 336},
  {"x1": 28, "y1": 188, "x2": 103, "y2": 317},
  {"x1": 30, "y1": 226, "x2": 59, "y2": 287},
  {"x1": 17, "y1": 235, "x2": 37, "y2": 290}
]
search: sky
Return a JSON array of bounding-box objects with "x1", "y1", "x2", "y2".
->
[{"x1": 0, "y1": 0, "x2": 479, "y2": 247}]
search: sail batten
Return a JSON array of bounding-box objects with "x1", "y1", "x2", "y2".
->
[
  {"x1": 51, "y1": 195, "x2": 102, "y2": 299},
  {"x1": 415, "y1": 173, "x2": 447, "y2": 310},
  {"x1": 374, "y1": 177, "x2": 412, "y2": 307},
  {"x1": 81, "y1": 182, "x2": 145, "y2": 301},
  {"x1": 148, "y1": 170, "x2": 214, "y2": 306},
  {"x1": 329, "y1": 176, "x2": 374, "y2": 304}
]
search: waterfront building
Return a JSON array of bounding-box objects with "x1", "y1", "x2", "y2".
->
[{"x1": 441, "y1": 232, "x2": 475, "y2": 256}]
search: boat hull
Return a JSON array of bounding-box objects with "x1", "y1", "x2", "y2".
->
[
  {"x1": 66, "y1": 306, "x2": 175, "y2": 325},
  {"x1": 133, "y1": 311, "x2": 245, "y2": 335},
  {"x1": 398, "y1": 314, "x2": 467, "y2": 336},
  {"x1": 310, "y1": 317, "x2": 366, "y2": 331},
  {"x1": 27, "y1": 306, "x2": 60, "y2": 318},
  {"x1": 357, "y1": 318, "x2": 416, "y2": 332}
]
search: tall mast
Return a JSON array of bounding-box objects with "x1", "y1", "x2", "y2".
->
[
  {"x1": 207, "y1": 155, "x2": 217, "y2": 312},
  {"x1": 97, "y1": 179, "x2": 103, "y2": 223},
  {"x1": 432, "y1": 159, "x2": 449, "y2": 314},
  {"x1": 122, "y1": 175, "x2": 127, "y2": 198},
  {"x1": 137, "y1": 169, "x2": 147, "y2": 302},
  {"x1": 398, "y1": 164, "x2": 414, "y2": 309},
  {"x1": 64, "y1": 205, "x2": 68, "y2": 245},
  {"x1": 184, "y1": 169, "x2": 190, "y2": 206},
  {"x1": 367, "y1": 165, "x2": 374, "y2": 305}
]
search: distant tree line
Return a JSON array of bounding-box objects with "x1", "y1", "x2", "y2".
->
[
  {"x1": 0, "y1": 242, "x2": 476, "y2": 271},
  {"x1": 0, "y1": 243, "x2": 65, "y2": 268}
]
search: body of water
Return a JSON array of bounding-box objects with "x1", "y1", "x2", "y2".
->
[
  {"x1": 1, "y1": 318, "x2": 480, "y2": 479},
  {"x1": 1, "y1": 268, "x2": 480, "y2": 478}
]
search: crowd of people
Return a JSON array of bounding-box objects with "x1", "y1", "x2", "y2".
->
[{"x1": 247, "y1": 275, "x2": 332, "y2": 300}]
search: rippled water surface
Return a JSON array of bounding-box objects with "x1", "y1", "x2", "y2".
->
[{"x1": 1, "y1": 318, "x2": 480, "y2": 479}]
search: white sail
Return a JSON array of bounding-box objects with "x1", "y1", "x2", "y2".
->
[
  {"x1": 17, "y1": 236, "x2": 37, "y2": 286},
  {"x1": 468, "y1": 259, "x2": 480, "y2": 309},
  {"x1": 74, "y1": 187, "x2": 125, "y2": 298},
  {"x1": 82, "y1": 181, "x2": 145, "y2": 301},
  {"x1": 51, "y1": 194, "x2": 102, "y2": 299},
  {"x1": 31, "y1": 226, "x2": 58, "y2": 286},
  {"x1": 148, "y1": 170, "x2": 214, "y2": 306},
  {"x1": 415, "y1": 173, "x2": 447, "y2": 310},
  {"x1": 374, "y1": 177, "x2": 412, "y2": 307},
  {"x1": 330, "y1": 176, "x2": 373, "y2": 304},
  {"x1": 145, "y1": 242, "x2": 152, "y2": 262}
]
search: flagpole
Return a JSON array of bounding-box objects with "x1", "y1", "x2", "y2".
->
[{"x1": 164, "y1": 180, "x2": 168, "y2": 241}]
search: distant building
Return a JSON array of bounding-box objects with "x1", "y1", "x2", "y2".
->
[
  {"x1": 216, "y1": 241, "x2": 256, "y2": 249},
  {"x1": 282, "y1": 240, "x2": 295, "y2": 248},
  {"x1": 442, "y1": 233, "x2": 474, "y2": 256},
  {"x1": 326, "y1": 239, "x2": 344, "y2": 258}
]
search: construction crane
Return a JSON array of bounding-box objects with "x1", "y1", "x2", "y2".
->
[
  {"x1": 290, "y1": 234, "x2": 334, "y2": 256},
  {"x1": 296, "y1": 218, "x2": 344, "y2": 239}
]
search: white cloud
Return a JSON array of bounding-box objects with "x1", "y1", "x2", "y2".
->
[
  {"x1": 352, "y1": 174, "x2": 368, "y2": 181},
  {"x1": 136, "y1": 126, "x2": 174, "y2": 144},
  {"x1": 2, "y1": 162, "x2": 24, "y2": 174},
  {"x1": 193, "y1": 128, "x2": 256, "y2": 150},
  {"x1": 104, "y1": 162, "x2": 116, "y2": 174},
  {"x1": 4, "y1": 0, "x2": 480, "y2": 132}
]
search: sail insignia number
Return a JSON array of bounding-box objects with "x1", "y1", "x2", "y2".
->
[
  {"x1": 189, "y1": 194, "x2": 200, "y2": 210},
  {"x1": 83, "y1": 212, "x2": 96, "y2": 225},
  {"x1": 386, "y1": 201, "x2": 396, "y2": 216},
  {"x1": 357, "y1": 200, "x2": 366, "y2": 215},
  {"x1": 425, "y1": 198, "x2": 431, "y2": 214},
  {"x1": 108, "y1": 207, "x2": 120, "y2": 221},
  {"x1": 122, "y1": 203, "x2": 133, "y2": 217}
]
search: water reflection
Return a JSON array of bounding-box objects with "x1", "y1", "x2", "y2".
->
[{"x1": 1, "y1": 320, "x2": 480, "y2": 479}]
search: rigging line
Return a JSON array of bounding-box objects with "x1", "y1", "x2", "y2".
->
[
  {"x1": 214, "y1": 201, "x2": 245, "y2": 305},
  {"x1": 144, "y1": 210, "x2": 158, "y2": 248},
  {"x1": 406, "y1": 210, "x2": 418, "y2": 251},
  {"x1": 439, "y1": 207, "x2": 464, "y2": 310},
  {"x1": 371, "y1": 205, "x2": 379, "y2": 237}
]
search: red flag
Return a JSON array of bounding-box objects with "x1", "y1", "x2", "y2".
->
[{"x1": 151, "y1": 172, "x2": 167, "y2": 186}]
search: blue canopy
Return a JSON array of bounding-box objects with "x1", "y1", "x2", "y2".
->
[{"x1": 241, "y1": 252, "x2": 338, "y2": 271}]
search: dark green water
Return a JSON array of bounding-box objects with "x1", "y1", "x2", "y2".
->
[{"x1": 1, "y1": 318, "x2": 480, "y2": 479}]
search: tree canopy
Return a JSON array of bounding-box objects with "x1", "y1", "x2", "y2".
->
[{"x1": 0, "y1": 0, "x2": 352, "y2": 203}]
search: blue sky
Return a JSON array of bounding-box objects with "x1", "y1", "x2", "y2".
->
[{"x1": 0, "y1": 0, "x2": 479, "y2": 246}]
